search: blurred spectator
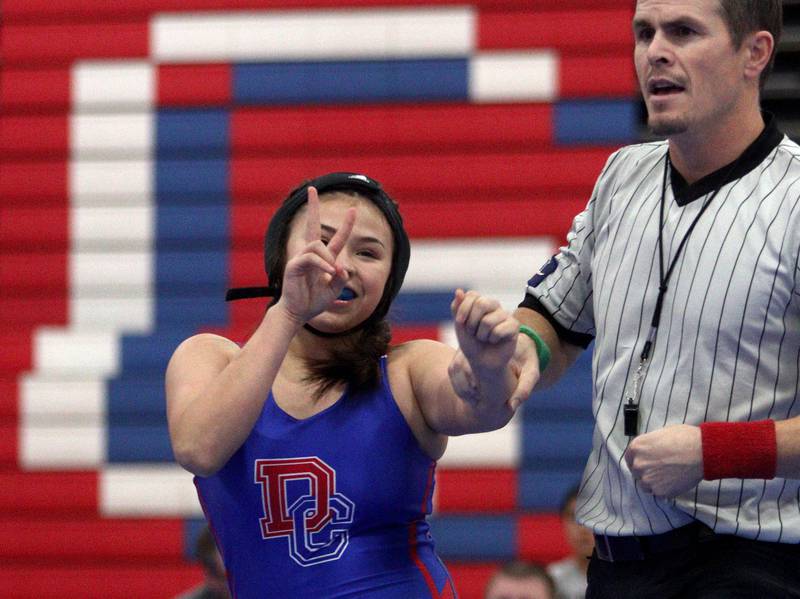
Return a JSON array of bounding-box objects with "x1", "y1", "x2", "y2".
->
[
  {"x1": 546, "y1": 486, "x2": 594, "y2": 599},
  {"x1": 175, "y1": 525, "x2": 231, "y2": 599},
  {"x1": 484, "y1": 560, "x2": 556, "y2": 599}
]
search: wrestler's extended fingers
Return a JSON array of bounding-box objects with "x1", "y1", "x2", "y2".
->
[
  {"x1": 304, "y1": 187, "x2": 321, "y2": 244},
  {"x1": 450, "y1": 288, "x2": 466, "y2": 316},
  {"x1": 326, "y1": 207, "x2": 357, "y2": 258},
  {"x1": 453, "y1": 290, "x2": 479, "y2": 328},
  {"x1": 463, "y1": 296, "x2": 501, "y2": 335},
  {"x1": 485, "y1": 315, "x2": 520, "y2": 344},
  {"x1": 301, "y1": 238, "x2": 342, "y2": 268},
  {"x1": 473, "y1": 308, "x2": 508, "y2": 342},
  {"x1": 288, "y1": 251, "x2": 337, "y2": 277}
]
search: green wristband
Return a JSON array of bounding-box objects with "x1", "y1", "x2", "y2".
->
[{"x1": 518, "y1": 325, "x2": 551, "y2": 373}]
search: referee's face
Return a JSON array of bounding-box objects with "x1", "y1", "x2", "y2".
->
[{"x1": 633, "y1": 0, "x2": 753, "y2": 139}]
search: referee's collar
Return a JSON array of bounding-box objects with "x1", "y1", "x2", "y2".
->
[{"x1": 669, "y1": 112, "x2": 784, "y2": 206}]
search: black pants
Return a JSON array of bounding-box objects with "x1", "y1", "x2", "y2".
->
[{"x1": 587, "y1": 533, "x2": 800, "y2": 598}]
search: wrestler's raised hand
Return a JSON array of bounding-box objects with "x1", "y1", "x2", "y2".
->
[
  {"x1": 451, "y1": 289, "x2": 518, "y2": 375},
  {"x1": 277, "y1": 187, "x2": 356, "y2": 324}
]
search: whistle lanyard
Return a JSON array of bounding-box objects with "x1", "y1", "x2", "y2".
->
[{"x1": 624, "y1": 152, "x2": 729, "y2": 437}]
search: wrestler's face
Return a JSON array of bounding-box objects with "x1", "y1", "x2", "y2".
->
[
  {"x1": 285, "y1": 192, "x2": 393, "y2": 333},
  {"x1": 633, "y1": 0, "x2": 756, "y2": 139}
]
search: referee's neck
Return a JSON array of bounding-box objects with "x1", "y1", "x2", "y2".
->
[{"x1": 668, "y1": 109, "x2": 765, "y2": 185}]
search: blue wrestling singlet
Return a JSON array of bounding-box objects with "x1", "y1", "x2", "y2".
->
[{"x1": 194, "y1": 357, "x2": 457, "y2": 598}]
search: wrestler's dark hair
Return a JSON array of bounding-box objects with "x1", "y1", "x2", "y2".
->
[
  {"x1": 261, "y1": 173, "x2": 409, "y2": 398},
  {"x1": 302, "y1": 316, "x2": 393, "y2": 399},
  {"x1": 717, "y1": 0, "x2": 782, "y2": 91}
]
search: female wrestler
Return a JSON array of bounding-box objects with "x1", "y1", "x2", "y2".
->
[{"x1": 166, "y1": 172, "x2": 521, "y2": 598}]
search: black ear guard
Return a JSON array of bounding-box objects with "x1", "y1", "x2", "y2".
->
[{"x1": 225, "y1": 172, "x2": 410, "y2": 328}]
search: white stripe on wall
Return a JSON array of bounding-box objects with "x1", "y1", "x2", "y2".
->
[
  {"x1": 71, "y1": 252, "x2": 152, "y2": 291},
  {"x1": 470, "y1": 51, "x2": 558, "y2": 102},
  {"x1": 407, "y1": 238, "x2": 554, "y2": 294},
  {"x1": 101, "y1": 464, "x2": 202, "y2": 517},
  {"x1": 72, "y1": 61, "x2": 155, "y2": 111},
  {"x1": 21, "y1": 376, "x2": 105, "y2": 421},
  {"x1": 152, "y1": 7, "x2": 475, "y2": 63},
  {"x1": 72, "y1": 206, "x2": 154, "y2": 251},
  {"x1": 33, "y1": 329, "x2": 121, "y2": 376},
  {"x1": 19, "y1": 60, "x2": 156, "y2": 468},
  {"x1": 440, "y1": 416, "x2": 521, "y2": 468},
  {"x1": 69, "y1": 159, "x2": 153, "y2": 206},
  {"x1": 19, "y1": 376, "x2": 106, "y2": 469},
  {"x1": 71, "y1": 113, "x2": 154, "y2": 160},
  {"x1": 21, "y1": 425, "x2": 105, "y2": 470}
]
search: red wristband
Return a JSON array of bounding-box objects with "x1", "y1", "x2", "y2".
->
[{"x1": 700, "y1": 420, "x2": 777, "y2": 480}]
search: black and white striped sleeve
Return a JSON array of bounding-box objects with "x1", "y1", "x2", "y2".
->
[{"x1": 519, "y1": 151, "x2": 622, "y2": 348}]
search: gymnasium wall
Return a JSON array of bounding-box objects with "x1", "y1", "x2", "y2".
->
[{"x1": 0, "y1": 1, "x2": 637, "y2": 597}]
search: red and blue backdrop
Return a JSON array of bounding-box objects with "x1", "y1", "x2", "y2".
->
[{"x1": 0, "y1": 1, "x2": 636, "y2": 597}]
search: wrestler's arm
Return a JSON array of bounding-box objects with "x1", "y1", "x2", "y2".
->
[
  {"x1": 513, "y1": 306, "x2": 585, "y2": 391},
  {"x1": 166, "y1": 309, "x2": 302, "y2": 477},
  {"x1": 166, "y1": 188, "x2": 355, "y2": 476},
  {"x1": 402, "y1": 290, "x2": 520, "y2": 436}
]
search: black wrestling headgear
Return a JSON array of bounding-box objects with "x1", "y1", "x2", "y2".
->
[{"x1": 226, "y1": 172, "x2": 410, "y2": 334}]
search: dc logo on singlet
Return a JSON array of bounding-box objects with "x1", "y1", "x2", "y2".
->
[{"x1": 255, "y1": 457, "x2": 355, "y2": 566}]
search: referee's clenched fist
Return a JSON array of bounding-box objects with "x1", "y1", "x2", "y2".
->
[{"x1": 625, "y1": 425, "x2": 702, "y2": 497}]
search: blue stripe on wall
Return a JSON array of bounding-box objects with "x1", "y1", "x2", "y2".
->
[
  {"x1": 156, "y1": 251, "x2": 229, "y2": 287},
  {"x1": 234, "y1": 59, "x2": 468, "y2": 104},
  {"x1": 157, "y1": 205, "x2": 230, "y2": 248},
  {"x1": 157, "y1": 109, "x2": 230, "y2": 156},
  {"x1": 120, "y1": 332, "x2": 195, "y2": 373},
  {"x1": 389, "y1": 291, "x2": 457, "y2": 324},
  {"x1": 156, "y1": 297, "x2": 229, "y2": 326},
  {"x1": 430, "y1": 515, "x2": 516, "y2": 560},
  {"x1": 524, "y1": 347, "x2": 594, "y2": 415},
  {"x1": 107, "y1": 112, "x2": 232, "y2": 464},
  {"x1": 518, "y1": 468, "x2": 584, "y2": 511},
  {"x1": 554, "y1": 99, "x2": 637, "y2": 144},
  {"x1": 108, "y1": 377, "x2": 165, "y2": 425},
  {"x1": 108, "y1": 424, "x2": 174, "y2": 462},
  {"x1": 156, "y1": 159, "x2": 229, "y2": 202},
  {"x1": 521, "y1": 420, "x2": 594, "y2": 466}
]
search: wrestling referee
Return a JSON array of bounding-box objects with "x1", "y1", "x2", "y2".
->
[{"x1": 471, "y1": 0, "x2": 800, "y2": 596}]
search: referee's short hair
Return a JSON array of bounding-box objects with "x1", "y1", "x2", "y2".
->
[{"x1": 717, "y1": 0, "x2": 783, "y2": 89}]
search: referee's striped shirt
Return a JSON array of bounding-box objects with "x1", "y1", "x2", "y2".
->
[{"x1": 522, "y1": 114, "x2": 800, "y2": 541}]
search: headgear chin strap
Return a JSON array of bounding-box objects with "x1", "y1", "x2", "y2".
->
[{"x1": 225, "y1": 172, "x2": 410, "y2": 338}]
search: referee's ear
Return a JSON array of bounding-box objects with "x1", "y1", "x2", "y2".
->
[{"x1": 743, "y1": 30, "x2": 775, "y2": 85}]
